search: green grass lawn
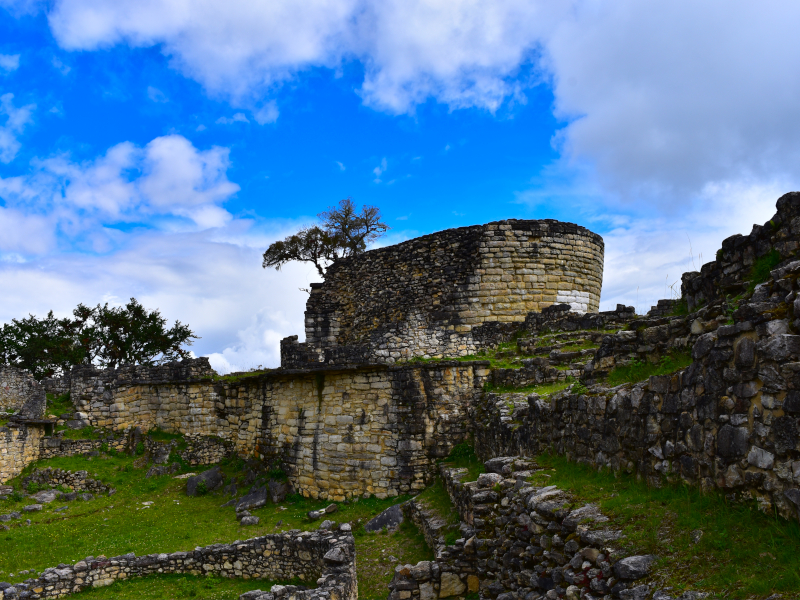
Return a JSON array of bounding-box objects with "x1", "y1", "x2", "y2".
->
[
  {"x1": 485, "y1": 378, "x2": 576, "y2": 398},
  {"x1": 0, "y1": 451, "x2": 431, "y2": 600},
  {"x1": 533, "y1": 453, "x2": 800, "y2": 598},
  {"x1": 71, "y1": 573, "x2": 286, "y2": 599}
]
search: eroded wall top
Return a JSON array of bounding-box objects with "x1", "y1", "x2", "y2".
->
[{"x1": 285, "y1": 218, "x2": 604, "y2": 366}]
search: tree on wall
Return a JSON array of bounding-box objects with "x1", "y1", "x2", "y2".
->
[
  {"x1": 0, "y1": 298, "x2": 197, "y2": 379},
  {"x1": 262, "y1": 198, "x2": 389, "y2": 277}
]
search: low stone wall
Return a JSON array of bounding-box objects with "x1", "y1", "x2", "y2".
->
[
  {"x1": 389, "y1": 459, "x2": 659, "y2": 600},
  {"x1": 491, "y1": 360, "x2": 579, "y2": 390},
  {"x1": 22, "y1": 467, "x2": 113, "y2": 495},
  {"x1": 180, "y1": 434, "x2": 234, "y2": 466},
  {"x1": 0, "y1": 529, "x2": 357, "y2": 600},
  {"x1": 523, "y1": 303, "x2": 635, "y2": 335},
  {"x1": 38, "y1": 435, "x2": 127, "y2": 460},
  {"x1": 0, "y1": 425, "x2": 45, "y2": 483}
]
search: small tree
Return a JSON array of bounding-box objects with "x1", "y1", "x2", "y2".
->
[{"x1": 262, "y1": 198, "x2": 389, "y2": 277}]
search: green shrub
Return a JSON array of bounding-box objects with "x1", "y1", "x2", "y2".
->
[
  {"x1": 135, "y1": 442, "x2": 145, "y2": 456},
  {"x1": 195, "y1": 480, "x2": 208, "y2": 496}
]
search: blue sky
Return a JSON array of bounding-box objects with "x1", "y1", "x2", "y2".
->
[{"x1": 2, "y1": 1, "x2": 800, "y2": 372}]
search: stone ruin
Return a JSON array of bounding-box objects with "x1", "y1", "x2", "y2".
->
[{"x1": 6, "y1": 195, "x2": 800, "y2": 599}]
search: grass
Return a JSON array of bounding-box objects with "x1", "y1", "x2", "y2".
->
[
  {"x1": 440, "y1": 443, "x2": 484, "y2": 482},
  {"x1": 533, "y1": 453, "x2": 800, "y2": 598},
  {"x1": 45, "y1": 392, "x2": 74, "y2": 417},
  {"x1": 485, "y1": 378, "x2": 576, "y2": 398},
  {"x1": 69, "y1": 573, "x2": 292, "y2": 599},
  {"x1": 0, "y1": 451, "x2": 429, "y2": 600},
  {"x1": 605, "y1": 351, "x2": 693, "y2": 386},
  {"x1": 414, "y1": 478, "x2": 461, "y2": 545},
  {"x1": 748, "y1": 248, "x2": 781, "y2": 290},
  {"x1": 355, "y1": 520, "x2": 433, "y2": 599},
  {"x1": 55, "y1": 426, "x2": 103, "y2": 440}
]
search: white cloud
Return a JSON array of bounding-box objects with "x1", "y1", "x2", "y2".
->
[
  {"x1": 372, "y1": 157, "x2": 387, "y2": 182},
  {"x1": 254, "y1": 102, "x2": 278, "y2": 125},
  {"x1": 596, "y1": 179, "x2": 791, "y2": 313},
  {"x1": 216, "y1": 112, "x2": 249, "y2": 125},
  {"x1": 545, "y1": 1, "x2": 800, "y2": 207},
  {"x1": 0, "y1": 54, "x2": 20, "y2": 72},
  {"x1": 40, "y1": 0, "x2": 555, "y2": 113},
  {"x1": 0, "y1": 225, "x2": 314, "y2": 373},
  {"x1": 335, "y1": 161, "x2": 345, "y2": 171},
  {"x1": 0, "y1": 93, "x2": 35, "y2": 163},
  {"x1": 0, "y1": 134, "x2": 239, "y2": 252},
  {"x1": 147, "y1": 85, "x2": 168, "y2": 102},
  {"x1": 51, "y1": 56, "x2": 70, "y2": 75}
]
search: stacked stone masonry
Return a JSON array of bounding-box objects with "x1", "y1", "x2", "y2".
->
[
  {"x1": 22, "y1": 467, "x2": 113, "y2": 495},
  {"x1": 681, "y1": 191, "x2": 800, "y2": 311},
  {"x1": 285, "y1": 219, "x2": 604, "y2": 367},
  {"x1": 0, "y1": 528, "x2": 357, "y2": 600},
  {"x1": 65, "y1": 360, "x2": 490, "y2": 500},
  {"x1": 0, "y1": 368, "x2": 45, "y2": 415},
  {"x1": 390, "y1": 458, "x2": 659, "y2": 600},
  {"x1": 473, "y1": 261, "x2": 800, "y2": 521}
]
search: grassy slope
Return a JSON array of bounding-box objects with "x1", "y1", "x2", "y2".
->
[
  {"x1": 1, "y1": 452, "x2": 430, "y2": 600},
  {"x1": 533, "y1": 454, "x2": 800, "y2": 598}
]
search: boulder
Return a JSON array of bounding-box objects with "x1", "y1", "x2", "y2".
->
[
  {"x1": 30, "y1": 490, "x2": 60, "y2": 504},
  {"x1": 268, "y1": 479, "x2": 290, "y2": 503},
  {"x1": 240, "y1": 516, "x2": 260, "y2": 526},
  {"x1": 236, "y1": 486, "x2": 268, "y2": 512},
  {"x1": 22, "y1": 504, "x2": 42, "y2": 512},
  {"x1": 613, "y1": 555, "x2": 657, "y2": 580},
  {"x1": 186, "y1": 467, "x2": 224, "y2": 496},
  {"x1": 364, "y1": 503, "x2": 404, "y2": 532},
  {"x1": 79, "y1": 493, "x2": 94, "y2": 501}
]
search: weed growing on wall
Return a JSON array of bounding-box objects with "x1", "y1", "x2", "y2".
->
[{"x1": 748, "y1": 248, "x2": 781, "y2": 290}]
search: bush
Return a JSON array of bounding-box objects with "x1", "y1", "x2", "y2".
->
[{"x1": 195, "y1": 480, "x2": 209, "y2": 496}]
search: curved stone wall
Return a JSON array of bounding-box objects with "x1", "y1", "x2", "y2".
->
[{"x1": 286, "y1": 218, "x2": 604, "y2": 366}]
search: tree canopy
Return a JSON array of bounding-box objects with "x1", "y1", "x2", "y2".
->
[
  {"x1": 262, "y1": 198, "x2": 389, "y2": 277},
  {"x1": 0, "y1": 298, "x2": 197, "y2": 379}
]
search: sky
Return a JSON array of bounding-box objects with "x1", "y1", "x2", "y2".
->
[{"x1": 1, "y1": 1, "x2": 799, "y2": 373}]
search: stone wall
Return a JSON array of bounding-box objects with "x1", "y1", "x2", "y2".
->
[
  {"x1": 0, "y1": 425, "x2": 44, "y2": 483},
  {"x1": 22, "y1": 467, "x2": 113, "y2": 495},
  {"x1": 285, "y1": 219, "x2": 604, "y2": 367},
  {"x1": 389, "y1": 459, "x2": 660, "y2": 600},
  {"x1": 681, "y1": 191, "x2": 800, "y2": 311},
  {"x1": 0, "y1": 528, "x2": 357, "y2": 600},
  {"x1": 67, "y1": 361, "x2": 490, "y2": 501},
  {"x1": 0, "y1": 368, "x2": 44, "y2": 415},
  {"x1": 180, "y1": 434, "x2": 235, "y2": 466},
  {"x1": 37, "y1": 435, "x2": 127, "y2": 461},
  {"x1": 472, "y1": 269, "x2": 800, "y2": 521}
]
